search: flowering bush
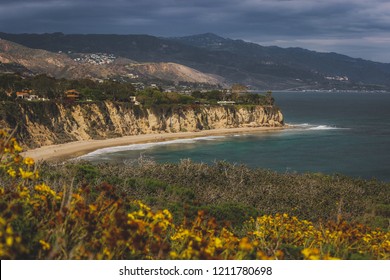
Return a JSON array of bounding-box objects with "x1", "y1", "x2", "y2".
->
[{"x1": 0, "y1": 129, "x2": 389, "y2": 259}]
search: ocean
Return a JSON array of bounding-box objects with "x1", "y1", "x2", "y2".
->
[{"x1": 79, "y1": 92, "x2": 390, "y2": 182}]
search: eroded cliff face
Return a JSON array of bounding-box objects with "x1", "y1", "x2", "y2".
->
[{"x1": 1, "y1": 101, "x2": 284, "y2": 148}]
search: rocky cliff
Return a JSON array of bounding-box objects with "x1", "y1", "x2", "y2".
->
[{"x1": 0, "y1": 101, "x2": 284, "y2": 148}]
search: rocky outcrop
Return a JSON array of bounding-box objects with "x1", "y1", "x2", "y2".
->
[{"x1": 0, "y1": 101, "x2": 284, "y2": 148}]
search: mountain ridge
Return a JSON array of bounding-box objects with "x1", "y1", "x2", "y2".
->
[
  {"x1": 171, "y1": 33, "x2": 390, "y2": 86},
  {"x1": 0, "y1": 38, "x2": 223, "y2": 85},
  {"x1": 1, "y1": 32, "x2": 390, "y2": 90}
]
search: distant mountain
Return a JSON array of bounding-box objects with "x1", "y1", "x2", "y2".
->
[
  {"x1": 0, "y1": 38, "x2": 223, "y2": 85},
  {"x1": 172, "y1": 33, "x2": 390, "y2": 89},
  {"x1": 1, "y1": 32, "x2": 390, "y2": 90}
]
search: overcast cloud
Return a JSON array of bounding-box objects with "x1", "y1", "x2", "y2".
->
[{"x1": 1, "y1": 0, "x2": 390, "y2": 62}]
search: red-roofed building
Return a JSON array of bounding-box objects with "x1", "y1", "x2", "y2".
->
[{"x1": 64, "y1": 89, "x2": 80, "y2": 101}]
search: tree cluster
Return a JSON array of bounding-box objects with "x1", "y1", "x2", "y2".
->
[
  {"x1": 136, "y1": 88, "x2": 195, "y2": 106},
  {"x1": 191, "y1": 90, "x2": 274, "y2": 105},
  {"x1": 0, "y1": 74, "x2": 136, "y2": 102},
  {"x1": 0, "y1": 73, "x2": 275, "y2": 106}
]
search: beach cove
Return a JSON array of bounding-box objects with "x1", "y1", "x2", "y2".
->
[
  {"x1": 22, "y1": 126, "x2": 285, "y2": 162},
  {"x1": 19, "y1": 91, "x2": 390, "y2": 181},
  {"x1": 68, "y1": 91, "x2": 390, "y2": 182}
]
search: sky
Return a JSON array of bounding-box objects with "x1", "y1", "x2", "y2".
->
[{"x1": 1, "y1": 0, "x2": 390, "y2": 63}]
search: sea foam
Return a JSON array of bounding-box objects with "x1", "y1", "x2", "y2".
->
[
  {"x1": 77, "y1": 135, "x2": 225, "y2": 159},
  {"x1": 289, "y1": 123, "x2": 346, "y2": 130},
  {"x1": 307, "y1": 125, "x2": 340, "y2": 130}
]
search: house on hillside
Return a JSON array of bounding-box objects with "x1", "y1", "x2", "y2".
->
[
  {"x1": 15, "y1": 90, "x2": 43, "y2": 101},
  {"x1": 129, "y1": 96, "x2": 140, "y2": 105},
  {"x1": 217, "y1": 101, "x2": 236, "y2": 105},
  {"x1": 64, "y1": 89, "x2": 80, "y2": 101},
  {"x1": 16, "y1": 89, "x2": 32, "y2": 100},
  {"x1": 16, "y1": 92, "x2": 30, "y2": 100},
  {"x1": 26, "y1": 94, "x2": 39, "y2": 101}
]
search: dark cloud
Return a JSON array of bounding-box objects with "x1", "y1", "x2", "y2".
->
[{"x1": 1, "y1": 0, "x2": 390, "y2": 62}]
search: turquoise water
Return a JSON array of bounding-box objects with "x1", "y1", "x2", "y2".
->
[{"x1": 80, "y1": 92, "x2": 390, "y2": 182}]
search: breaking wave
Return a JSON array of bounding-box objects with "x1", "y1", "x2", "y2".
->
[
  {"x1": 289, "y1": 123, "x2": 347, "y2": 130},
  {"x1": 77, "y1": 136, "x2": 225, "y2": 159}
]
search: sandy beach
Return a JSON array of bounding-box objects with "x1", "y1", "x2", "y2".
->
[{"x1": 22, "y1": 126, "x2": 286, "y2": 162}]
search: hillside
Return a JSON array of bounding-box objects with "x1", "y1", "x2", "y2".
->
[
  {"x1": 0, "y1": 62, "x2": 33, "y2": 76},
  {"x1": 127, "y1": 62, "x2": 223, "y2": 84},
  {"x1": 1, "y1": 32, "x2": 390, "y2": 90},
  {"x1": 0, "y1": 38, "x2": 223, "y2": 85}
]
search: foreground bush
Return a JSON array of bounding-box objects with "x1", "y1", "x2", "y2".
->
[
  {"x1": 0, "y1": 130, "x2": 389, "y2": 259},
  {"x1": 41, "y1": 158, "x2": 390, "y2": 229}
]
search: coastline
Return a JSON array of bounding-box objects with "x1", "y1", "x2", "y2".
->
[{"x1": 22, "y1": 126, "x2": 286, "y2": 162}]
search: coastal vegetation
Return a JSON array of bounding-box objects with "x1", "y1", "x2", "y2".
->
[
  {"x1": 0, "y1": 73, "x2": 272, "y2": 106},
  {"x1": 0, "y1": 73, "x2": 136, "y2": 101},
  {"x1": 1, "y1": 130, "x2": 389, "y2": 259}
]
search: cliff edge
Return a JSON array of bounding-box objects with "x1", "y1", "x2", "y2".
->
[{"x1": 0, "y1": 102, "x2": 284, "y2": 148}]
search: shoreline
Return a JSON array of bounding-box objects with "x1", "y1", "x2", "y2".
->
[{"x1": 22, "y1": 126, "x2": 286, "y2": 162}]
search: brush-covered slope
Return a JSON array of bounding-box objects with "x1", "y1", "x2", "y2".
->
[{"x1": 0, "y1": 38, "x2": 223, "y2": 85}]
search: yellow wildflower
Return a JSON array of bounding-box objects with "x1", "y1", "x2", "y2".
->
[
  {"x1": 302, "y1": 248, "x2": 321, "y2": 260},
  {"x1": 137, "y1": 210, "x2": 145, "y2": 217},
  {"x1": 23, "y1": 157, "x2": 35, "y2": 166},
  {"x1": 39, "y1": 240, "x2": 51, "y2": 251},
  {"x1": 35, "y1": 183, "x2": 56, "y2": 196},
  {"x1": 257, "y1": 251, "x2": 273, "y2": 260},
  {"x1": 19, "y1": 168, "x2": 34, "y2": 180},
  {"x1": 13, "y1": 142, "x2": 23, "y2": 152},
  {"x1": 89, "y1": 204, "x2": 98, "y2": 212},
  {"x1": 127, "y1": 213, "x2": 135, "y2": 220},
  {"x1": 362, "y1": 234, "x2": 372, "y2": 243},
  {"x1": 323, "y1": 255, "x2": 340, "y2": 260},
  {"x1": 6, "y1": 236, "x2": 13, "y2": 247},
  {"x1": 5, "y1": 225, "x2": 13, "y2": 235},
  {"x1": 103, "y1": 248, "x2": 111, "y2": 258},
  {"x1": 163, "y1": 209, "x2": 173, "y2": 220},
  {"x1": 135, "y1": 200, "x2": 151, "y2": 211},
  {"x1": 239, "y1": 237, "x2": 253, "y2": 251},
  {"x1": 214, "y1": 237, "x2": 223, "y2": 248},
  {"x1": 7, "y1": 167, "x2": 16, "y2": 178},
  {"x1": 19, "y1": 187, "x2": 30, "y2": 199}
]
